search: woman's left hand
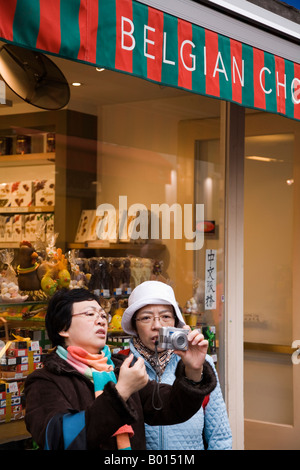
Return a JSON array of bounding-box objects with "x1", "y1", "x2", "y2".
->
[{"x1": 175, "y1": 326, "x2": 208, "y2": 382}]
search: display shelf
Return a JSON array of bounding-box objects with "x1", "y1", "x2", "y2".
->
[
  {"x1": 0, "y1": 152, "x2": 55, "y2": 167},
  {"x1": 0, "y1": 301, "x2": 47, "y2": 323},
  {"x1": 0, "y1": 206, "x2": 54, "y2": 214},
  {"x1": 0, "y1": 242, "x2": 23, "y2": 248},
  {"x1": 68, "y1": 242, "x2": 166, "y2": 255},
  {"x1": 0, "y1": 419, "x2": 30, "y2": 445},
  {"x1": 0, "y1": 302, "x2": 47, "y2": 446},
  {"x1": 107, "y1": 328, "x2": 126, "y2": 335}
]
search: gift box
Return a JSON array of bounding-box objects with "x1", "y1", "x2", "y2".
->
[
  {"x1": 0, "y1": 339, "x2": 44, "y2": 379},
  {"x1": 0, "y1": 215, "x2": 5, "y2": 241},
  {"x1": 0, "y1": 363, "x2": 29, "y2": 373},
  {"x1": 16, "y1": 135, "x2": 31, "y2": 155},
  {"x1": 6, "y1": 348, "x2": 27, "y2": 358},
  {"x1": 75, "y1": 210, "x2": 94, "y2": 243},
  {"x1": 0, "y1": 183, "x2": 11, "y2": 208},
  {"x1": 4, "y1": 215, "x2": 13, "y2": 243},
  {"x1": 10, "y1": 180, "x2": 33, "y2": 207},
  {"x1": 0, "y1": 356, "x2": 28, "y2": 366},
  {"x1": 9, "y1": 341, "x2": 28, "y2": 349},
  {"x1": 45, "y1": 213, "x2": 55, "y2": 238},
  {"x1": 24, "y1": 214, "x2": 38, "y2": 241},
  {"x1": 34, "y1": 179, "x2": 55, "y2": 207},
  {"x1": 12, "y1": 214, "x2": 24, "y2": 241},
  {"x1": 0, "y1": 380, "x2": 25, "y2": 423}
]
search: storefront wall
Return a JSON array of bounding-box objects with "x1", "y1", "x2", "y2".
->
[{"x1": 0, "y1": 0, "x2": 299, "y2": 450}]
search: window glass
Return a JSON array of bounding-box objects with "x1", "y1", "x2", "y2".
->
[{"x1": 0, "y1": 55, "x2": 225, "y2": 385}]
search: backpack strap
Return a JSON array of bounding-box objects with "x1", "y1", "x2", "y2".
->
[
  {"x1": 202, "y1": 394, "x2": 210, "y2": 410},
  {"x1": 118, "y1": 348, "x2": 130, "y2": 356}
]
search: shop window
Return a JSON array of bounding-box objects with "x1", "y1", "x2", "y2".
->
[
  {"x1": 0, "y1": 55, "x2": 227, "y2": 442},
  {"x1": 244, "y1": 114, "x2": 298, "y2": 430}
]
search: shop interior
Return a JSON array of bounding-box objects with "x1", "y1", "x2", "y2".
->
[{"x1": 0, "y1": 47, "x2": 225, "y2": 446}]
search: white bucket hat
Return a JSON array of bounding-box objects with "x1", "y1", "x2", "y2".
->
[{"x1": 121, "y1": 280, "x2": 185, "y2": 336}]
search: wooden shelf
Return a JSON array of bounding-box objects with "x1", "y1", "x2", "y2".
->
[
  {"x1": 0, "y1": 152, "x2": 55, "y2": 167},
  {"x1": 0, "y1": 419, "x2": 30, "y2": 445},
  {"x1": 0, "y1": 301, "x2": 47, "y2": 324},
  {"x1": 68, "y1": 242, "x2": 166, "y2": 253},
  {"x1": 0, "y1": 205, "x2": 54, "y2": 214}
]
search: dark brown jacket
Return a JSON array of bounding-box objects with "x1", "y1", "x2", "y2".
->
[{"x1": 24, "y1": 352, "x2": 216, "y2": 450}]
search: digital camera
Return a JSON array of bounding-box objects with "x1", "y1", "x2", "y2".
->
[{"x1": 158, "y1": 326, "x2": 189, "y2": 351}]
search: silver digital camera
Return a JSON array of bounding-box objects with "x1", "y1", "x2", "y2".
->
[{"x1": 158, "y1": 326, "x2": 189, "y2": 351}]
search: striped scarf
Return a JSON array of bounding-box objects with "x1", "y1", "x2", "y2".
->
[
  {"x1": 132, "y1": 336, "x2": 174, "y2": 380},
  {"x1": 56, "y1": 345, "x2": 134, "y2": 450}
]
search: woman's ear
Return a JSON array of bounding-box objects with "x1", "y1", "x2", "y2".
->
[{"x1": 58, "y1": 329, "x2": 69, "y2": 339}]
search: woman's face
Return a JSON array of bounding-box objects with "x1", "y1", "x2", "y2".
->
[
  {"x1": 134, "y1": 304, "x2": 175, "y2": 352},
  {"x1": 59, "y1": 300, "x2": 108, "y2": 354}
]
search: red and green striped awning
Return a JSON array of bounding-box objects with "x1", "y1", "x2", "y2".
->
[{"x1": 0, "y1": 0, "x2": 299, "y2": 121}]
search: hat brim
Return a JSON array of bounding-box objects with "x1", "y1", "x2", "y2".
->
[{"x1": 121, "y1": 297, "x2": 185, "y2": 336}]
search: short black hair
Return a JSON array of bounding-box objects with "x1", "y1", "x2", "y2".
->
[{"x1": 45, "y1": 288, "x2": 101, "y2": 347}]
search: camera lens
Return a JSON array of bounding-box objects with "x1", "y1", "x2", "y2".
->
[{"x1": 172, "y1": 332, "x2": 188, "y2": 350}]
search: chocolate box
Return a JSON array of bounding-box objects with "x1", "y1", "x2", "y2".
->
[
  {"x1": 34, "y1": 179, "x2": 55, "y2": 207},
  {"x1": 0, "y1": 182, "x2": 11, "y2": 208},
  {"x1": 10, "y1": 180, "x2": 33, "y2": 207}
]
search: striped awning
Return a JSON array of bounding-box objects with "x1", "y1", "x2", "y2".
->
[{"x1": 0, "y1": 0, "x2": 299, "y2": 121}]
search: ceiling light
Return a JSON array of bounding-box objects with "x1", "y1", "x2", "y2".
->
[
  {"x1": 72, "y1": 82, "x2": 82, "y2": 87},
  {"x1": 246, "y1": 156, "x2": 284, "y2": 162},
  {"x1": 286, "y1": 179, "x2": 294, "y2": 186}
]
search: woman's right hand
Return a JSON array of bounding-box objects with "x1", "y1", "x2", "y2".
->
[{"x1": 115, "y1": 354, "x2": 148, "y2": 401}]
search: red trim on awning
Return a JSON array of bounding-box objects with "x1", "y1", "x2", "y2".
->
[
  {"x1": 275, "y1": 55, "x2": 286, "y2": 116},
  {"x1": 115, "y1": 0, "x2": 133, "y2": 73},
  {"x1": 230, "y1": 39, "x2": 243, "y2": 104},
  {"x1": 36, "y1": 0, "x2": 61, "y2": 53},
  {"x1": 205, "y1": 30, "x2": 220, "y2": 98},
  {"x1": 146, "y1": 7, "x2": 164, "y2": 83},
  {"x1": 178, "y1": 18, "x2": 193, "y2": 91},
  {"x1": 253, "y1": 48, "x2": 266, "y2": 110},
  {"x1": 0, "y1": 0, "x2": 17, "y2": 42}
]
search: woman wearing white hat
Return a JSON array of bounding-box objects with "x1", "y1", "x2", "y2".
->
[{"x1": 121, "y1": 280, "x2": 232, "y2": 450}]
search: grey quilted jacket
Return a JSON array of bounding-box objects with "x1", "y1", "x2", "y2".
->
[{"x1": 129, "y1": 341, "x2": 232, "y2": 450}]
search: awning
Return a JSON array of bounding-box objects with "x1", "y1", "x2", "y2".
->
[{"x1": 0, "y1": 0, "x2": 299, "y2": 121}]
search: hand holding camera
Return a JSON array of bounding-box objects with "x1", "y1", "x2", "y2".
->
[
  {"x1": 158, "y1": 325, "x2": 208, "y2": 383},
  {"x1": 158, "y1": 326, "x2": 189, "y2": 351}
]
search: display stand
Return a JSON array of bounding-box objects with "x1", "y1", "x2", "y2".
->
[{"x1": 0, "y1": 302, "x2": 46, "y2": 447}]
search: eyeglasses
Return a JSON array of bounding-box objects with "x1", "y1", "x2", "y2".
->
[
  {"x1": 135, "y1": 313, "x2": 175, "y2": 325},
  {"x1": 72, "y1": 310, "x2": 109, "y2": 322}
]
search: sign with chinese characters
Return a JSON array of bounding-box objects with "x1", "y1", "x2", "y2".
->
[{"x1": 205, "y1": 249, "x2": 217, "y2": 310}]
